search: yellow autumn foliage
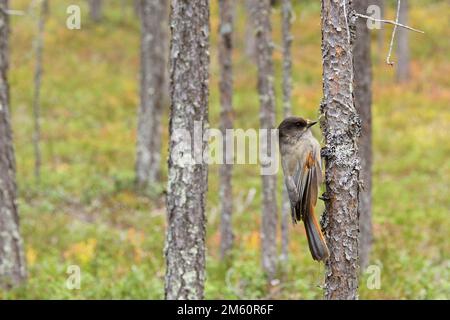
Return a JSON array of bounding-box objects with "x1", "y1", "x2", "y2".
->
[{"x1": 64, "y1": 238, "x2": 97, "y2": 265}]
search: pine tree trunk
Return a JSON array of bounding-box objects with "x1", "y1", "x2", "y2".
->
[
  {"x1": 136, "y1": 0, "x2": 168, "y2": 188},
  {"x1": 320, "y1": 0, "x2": 360, "y2": 300},
  {"x1": 244, "y1": 0, "x2": 256, "y2": 61},
  {"x1": 218, "y1": 0, "x2": 234, "y2": 259},
  {"x1": 134, "y1": 0, "x2": 141, "y2": 18},
  {"x1": 280, "y1": 0, "x2": 292, "y2": 264},
  {"x1": 164, "y1": 0, "x2": 210, "y2": 300},
  {"x1": 354, "y1": 0, "x2": 373, "y2": 272},
  {"x1": 250, "y1": 0, "x2": 278, "y2": 282},
  {"x1": 32, "y1": 0, "x2": 47, "y2": 183},
  {"x1": 0, "y1": 0, "x2": 27, "y2": 289},
  {"x1": 396, "y1": 0, "x2": 410, "y2": 82},
  {"x1": 89, "y1": 0, "x2": 102, "y2": 22},
  {"x1": 377, "y1": 0, "x2": 385, "y2": 62}
]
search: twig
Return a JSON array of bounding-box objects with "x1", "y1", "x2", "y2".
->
[
  {"x1": 355, "y1": 0, "x2": 424, "y2": 67},
  {"x1": 4, "y1": 9, "x2": 25, "y2": 15},
  {"x1": 386, "y1": 0, "x2": 401, "y2": 65},
  {"x1": 354, "y1": 13, "x2": 424, "y2": 34}
]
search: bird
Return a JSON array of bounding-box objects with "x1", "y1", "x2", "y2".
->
[{"x1": 278, "y1": 116, "x2": 330, "y2": 262}]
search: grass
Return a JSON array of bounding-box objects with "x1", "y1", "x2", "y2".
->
[{"x1": 1, "y1": 0, "x2": 449, "y2": 299}]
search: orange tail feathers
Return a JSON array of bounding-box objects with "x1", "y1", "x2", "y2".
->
[{"x1": 303, "y1": 208, "x2": 330, "y2": 262}]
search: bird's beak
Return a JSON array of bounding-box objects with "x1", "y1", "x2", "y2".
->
[{"x1": 307, "y1": 120, "x2": 318, "y2": 128}]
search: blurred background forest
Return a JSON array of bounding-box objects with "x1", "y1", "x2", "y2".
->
[{"x1": 1, "y1": 0, "x2": 449, "y2": 299}]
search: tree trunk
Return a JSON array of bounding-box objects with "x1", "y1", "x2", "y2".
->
[
  {"x1": 354, "y1": 0, "x2": 373, "y2": 272},
  {"x1": 396, "y1": 0, "x2": 410, "y2": 82},
  {"x1": 377, "y1": 0, "x2": 385, "y2": 62},
  {"x1": 89, "y1": 0, "x2": 102, "y2": 22},
  {"x1": 218, "y1": 0, "x2": 235, "y2": 260},
  {"x1": 320, "y1": 0, "x2": 360, "y2": 300},
  {"x1": 244, "y1": 0, "x2": 256, "y2": 61},
  {"x1": 280, "y1": 0, "x2": 292, "y2": 264},
  {"x1": 0, "y1": 0, "x2": 27, "y2": 289},
  {"x1": 164, "y1": 0, "x2": 209, "y2": 300},
  {"x1": 134, "y1": 0, "x2": 141, "y2": 18},
  {"x1": 32, "y1": 0, "x2": 47, "y2": 183},
  {"x1": 250, "y1": 0, "x2": 278, "y2": 282},
  {"x1": 135, "y1": 0, "x2": 168, "y2": 189}
]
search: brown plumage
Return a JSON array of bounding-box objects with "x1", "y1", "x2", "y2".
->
[{"x1": 278, "y1": 116, "x2": 330, "y2": 262}]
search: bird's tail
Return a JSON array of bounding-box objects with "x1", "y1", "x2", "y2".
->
[{"x1": 303, "y1": 208, "x2": 330, "y2": 262}]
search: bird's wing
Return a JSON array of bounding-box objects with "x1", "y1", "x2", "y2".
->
[
  {"x1": 287, "y1": 150, "x2": 320, "y2": 223},
  {"x1": 313, "y1": 139, "x2": 323, "y2": 186}
]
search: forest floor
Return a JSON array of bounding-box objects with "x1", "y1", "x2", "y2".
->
[{"x1": 1, "y1": 0, "x2": 449, "y2": 299}]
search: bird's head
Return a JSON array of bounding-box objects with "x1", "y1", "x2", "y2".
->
[{"x1": 278, "y1": 116, "x2": 317, "y2": 142}]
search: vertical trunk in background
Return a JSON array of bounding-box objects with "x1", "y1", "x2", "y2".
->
[
  {"x1": 32, "y1": 0, "x2": 48, "y2": 183},
  {"x1": 320, "y1": 0, "x2": 360, "y2": 300},
  {"x1": 0, "y1": 0, "x2": 27, "y2": 289},
  {"x1": 218, "y1": 0, "x2": 235, "y2": 259},
  {"x1": 43, "y1": 0, "x2": 50, "y2": 16},
  {"x1": 396, "y1": 0, "x2": 410, "y2": 82},
  {"x1": 280, "y1": 0, "x2": 292, "y2": 264},
  {"x1": 354, "y1": 0, "x2": 373, "y2": 271},
  {"x1": 136, "y1": 0, "x2": 168, "y2": 188},
  {"x1": 244, "y1": 0, "x2": 256, "y2": 61},
  {"x1": 165, "y1": 0, "x2": 210, "y2": 300},
  {"x1": 89, "y1": 0, "x2": 102, "y2": 22},
  {"x1": 377, "y1": 0, "x2": 385, "y2": 61},
  {"x1": 134, "y1": 0, "x2": 141, "y2": 18},
  {"x1": 250, "y1": 0, "x2": 278, "y2": 282}
]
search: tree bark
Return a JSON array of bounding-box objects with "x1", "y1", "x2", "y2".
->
[
  {"x1": 280, "y1": 0, "x2": 292, "y2": 264},
  {"x1": 89, "y1": 0, "x2": 102, "y2": 22},
  {"x1": 354, "y1": 0, "x2": 373, "y2": 272},
  {"x1": 134, "y1": 0, "x2": 141, "y2": 18},
  {"x1": 135, "y1": 0, "x2": 168, "y2": 189},
  {"x1": 164, "y1": 0, "x2": 209, "y2": 300},
  {"x1": 244, "y1": 0, "x2": 256, "y2": 61},
  {"x1": 32, "y1": 0, "x2": 47, "y2": 183},
  {"x1": 0, "y1": 0, "x2": 27, "y2": 289},
  {"x1": 320, "y1": 0, "x2": 360, "y2": 300},
  {"x1": 396, "y1": 0, "x2": 410, "y2": 82},
  {"x1": 377, "y1": 0, "x2": 385, "y2": 62},
  {"x1": 218, "y1": 0, "x2": 235, "y2": 260},
  {"x1": 250, "y1": 0, "x2": 278, "y2": 282}
]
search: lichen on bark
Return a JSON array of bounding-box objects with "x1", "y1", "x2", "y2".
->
[
  {"x1": 320, "y1": 0, "x2": 361, "y2": 300},
  {"x1": 164, "y1": 0, "x2": 210, "y2": 300},
  {"x1": 0, "y1": 0, "x2": 27, "y2": 289}
]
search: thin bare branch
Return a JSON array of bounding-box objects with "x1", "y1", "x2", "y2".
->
[
  {"x1": 386, "y1": 0, "x2": 401, "y2": 65},
  {"x1": 354, "y1": 13, "x2": 424, "y2": 34},
  {"x1": 355, "y1": 0, "x2": 423, "y2": 67}
]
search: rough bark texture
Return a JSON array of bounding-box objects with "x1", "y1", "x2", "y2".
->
[
  {"x1": 32, "y1": 0, "x2": 47, "y2": 183},
  {"x1": 320, "y1": 0, "x2": 360, "y2": 300},
  {"x1": 0, "y1": 0, "x2": 27, "y2": 289},
  {"x1": 354, "y1": 0, "x2": 373, "y2": 272},
  {"x1": 135, "y1": 0, "x2": 168, "y2": 188},
  {"x1": 250, "y1": 0, "x2": 278, "y2": 281},
  {"x1": 280, "y1": 0, "x2": 292, "y2": 263},
  {"x1": 396, "y1": 0, "x2": 410, "y2": 82},
  {"x1": 218, "y1": 0, "x2": 234, "y2": 260},
  {"x1": 165, "y1": 0, "x2": 209, "y2": 300},
  {"x1": 89, "y1": 0, "x2": 102, "y2": 22}
]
